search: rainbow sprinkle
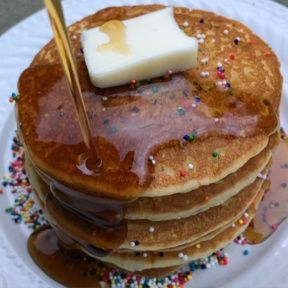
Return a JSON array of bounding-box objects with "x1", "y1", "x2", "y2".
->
[{"x1": 1, "y1": 136, "x2": 48, "y2": 230}]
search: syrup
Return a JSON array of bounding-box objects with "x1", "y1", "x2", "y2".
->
[
  {"x1": 98, "y1": 20, "x2": 131, "y2": 55},
  {"x1": 244, "y1": 138, "x2": 288, "y2": 244},
  {"x1": 20, "y1": 1, "x2": 279, "y2": 280},
  {"x1": 28, "y1": 228, "x2": 108, "y2": 287}
]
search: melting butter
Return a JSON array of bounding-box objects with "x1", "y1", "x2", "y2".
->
[{"x1": 81, "y1": 7, "x2": 198, "y2": 88}]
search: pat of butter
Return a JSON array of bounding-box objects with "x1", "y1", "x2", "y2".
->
[{"x1": 81, "y1": 7, "x2": 198, "y2": 88}]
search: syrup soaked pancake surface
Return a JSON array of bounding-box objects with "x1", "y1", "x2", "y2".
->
[{"x1": 17, "y1": 5, "x2": 281, "y2": 201}]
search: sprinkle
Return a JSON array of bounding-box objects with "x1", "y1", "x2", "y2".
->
[
  {"x1": 183, "y1": 133, "x2": 196, "y2": 142},
  {"x1": 149, "y1": 155, "x2": 156, "y2": 165},
  {"x1": 195, "y1": 96, "x2": 201, "y2": 103},
  {"x1": 204, "y1": 196, "x2": 209, "y2": 201},
  {"x1": 214, "y1": 118, "x2": 219, "y2": 123},
  {"x1": 188, "y1": 163, "x2": 194, "y2": 170},
  {"x1": 183, "y1": 255, "x2": 189, "y2": 261},
  {"x1": 179, "y1": 170, "x2": 186, "y2": 177},
  {"x1": 183, "y1": 21, "x2": 189, "y2": 27},
  {"x1": 201, "y1": 57, "x2": 209, "y2": 64},
  {"x1": 177, "y1": 106, "x2": 185, "y2": 116},
  {"x1": 148, "y1": 226, "x2": 155, "y2": 233},
  {"x1": 167, "y1": 69, "x2": 173, "y2": 76},
  {"x1": 130, "y1": 79, "x2": 137, "y2": 88},
  {"x1": 178, "y1": 252, "x2": 184, "y2": 258},
  {"x1": 243, "y1": 249, "x2": 249, "y2": 256},
  {"x1": 200, "y1": 71, "x2": 209, "y2": 78},
  {"x1": 265, "y1": 51, "x2": 271, "y2": 57},
  {"x1": 258, "y1": 173, "x2": 267, "y2": 180},
  {"x1": 134, "y1": 240, "x2": 140, "y2": 246},
  {"x1": 102, "y1": 108, "x2": 106, "y2": 112},
  {"x1": 223, "y1": 29, "x2": 229, "y2": 35},
  {"x1": 229, "y1": 53, "x2": 236, "y2": 60},
  {"x1": 199, "y1": 18, "x2": 205, "y2": 24},
  {"x1": 239, "y1": 219, "x2": 244, "y2": 225},
  {"x1": 71, "y1": 34, "x2": 77, "y2": 39},
  {"x1": 234, "y1": 37, "x2": 241, "y2": 45},
  {"x1": 198, "y1": 38, "x2": 205, "y2": 44},
  {"x1": 102, "y1": 96, "x2": 108, "y2": 101},
  {"x1": 231, "y1": 223, "x2": 236, "y2": 228},
  {"x1": 212, "y1": 151, "x2": 220, "y2": 158},
  {"x1": 272, "y1": 224, "x2": 278, "y2": 231},
  {"x1": 143, "y1": 252, "x2": 148, "y2": 258},
  {"x1": 244, "y1": 212, "x2": 249, "y2": 218},
  {"x1": 196, "y1": 244, "x2": 201, "y2": 249},
  {"x1": 130, "y1": 241, "x2": 136, "y2": 247}
]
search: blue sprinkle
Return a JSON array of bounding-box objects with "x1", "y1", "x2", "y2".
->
[{"x1": 243, "y1": 249, "x2": 249, "y2": 256}]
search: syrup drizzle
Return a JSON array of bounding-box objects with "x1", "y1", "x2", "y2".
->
[
  {"x1": 244, "y1": 137, "x2": 288, "y2": 244},
  {"x1": 98, "y1": 20, "x2": 131, "y2": 55}
]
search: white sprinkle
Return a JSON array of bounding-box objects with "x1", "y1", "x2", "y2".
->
[
  {"x1": 130, "y1": 241, "x2": 136, "y2": 247},
  {"x1": 224, "y1": 58, "x2": 229, "y2": 63},
  {"x1": 217, "y1": 62, "x2": 223, "y2": 68},
  {"x1": 102, "y1": 107, "x2": 106, "y2": 112},
  {"x1": 149, "y1": 226, "x2": 155, "y2": 233},
  {"x1": 258, "y1": 173, "x2": 267, "y2": 180},
  {"x1": 102, "y1": 96, "x2": 108, "y2": 101},
  {"x1": 223, "y1": 29, "x2": 229, "y2": 35},
  {"x1": 244, "y1": 212, "x2": 249, "y2": 218},
  {"x1": 149, "y1": 155, "x2": 154, "y2": 161},
  {"x1": 178, "y1": 252, "x2": 184, "y2": 258},
  {"x1": 143, "y1": 252, "x2": 148, "y2": 258},
  {"x1": 231, "y1": 223, "x2": 236, "y2": 228},
  {"x1": 198, "y1": 38, "x2": 205, "y2": 44},
  {"x1": 201, "y1": 57, "x2": 209, "y2": 64},
  {"x1": 214, "y1": 118, "x2": 219, "y2": 123},
  {"x1": 71, "y1": 34, "x2": 77, "y2": 39},
  {"x1": 183, "y1": 21, "x2": 189, "y2": 27},
  {"x1": 188, "y1": 163, "x2": 194, "y2": 169},
  {"x1": 192, "y1": 103, "x2": 197, "y2": 108},
  {"x1": 200, "y1": 71, "x2": 209, "y2": 78},
  {"x1": 151, "y1": 159, "x2": 156, "y2": 165},
  {"x1": 196, "y1": 33, "x2": 202, "y2": 39},
  {"x1": 183, "y1": 255, "x2": 189, "y2": 261},
  {"x1": 211, "y1": 38, "x2": 216, "y2": 43}
]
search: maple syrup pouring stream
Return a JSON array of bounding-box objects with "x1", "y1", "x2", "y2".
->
[{"x1": 43, "y1": 0, "x2": 100, "y2": 169}]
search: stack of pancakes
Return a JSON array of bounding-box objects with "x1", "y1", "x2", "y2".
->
[{"x1": 16, "y1": 5, "x2": 282, "y2": 277}]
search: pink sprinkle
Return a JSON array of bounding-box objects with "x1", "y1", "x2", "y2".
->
[{"x1": 272, "y1": 224, "x2": 278, "y2": 231}]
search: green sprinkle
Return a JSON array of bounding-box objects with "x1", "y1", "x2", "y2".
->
[
  {"x1": 212, "y1": 151, "x2": 220, "y2": 158},
  {"x1": 177, "y1": 107, "x2": 185, "y2": 116}
]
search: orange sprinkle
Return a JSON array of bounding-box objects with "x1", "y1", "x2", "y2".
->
[
  {"x1": 265, "y1": 51, "x2": 271, "y2": 57},
  {"x1": 239, "y1": 219, "x2": 244, "y2": 225},
  {"x1": 229, "y1": 52, "x2": 235, "y2": 60},
  {"x1": 204, "y1": 196, "x2": 209, "y2": 201}
]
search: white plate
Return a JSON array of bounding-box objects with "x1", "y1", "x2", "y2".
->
[{"x1": 0, "y1": 0, "x2": 288, "y2": 287}]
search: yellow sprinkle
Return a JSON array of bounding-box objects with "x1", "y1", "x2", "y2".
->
[{"x1": 196, "y1": 244, "x2": 201, "y2": 249}]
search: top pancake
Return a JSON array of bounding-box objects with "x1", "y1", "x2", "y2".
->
[{"x1": 16, "y1": 5, "x2": 282, "y2": 200}]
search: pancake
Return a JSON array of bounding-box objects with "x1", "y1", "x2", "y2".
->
[
  {"x1": 25, "y1": 154, "x2": 269, "y2": 251},
  {"x1": 16, "y1": 4, "x2": 283, "y2": 281},
  {"x1": 90, "y1": 181, "x2": 269, "y2": 273},
  {"x1": 17, "y1": 5, "x2": 281, "y2": 201}
]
